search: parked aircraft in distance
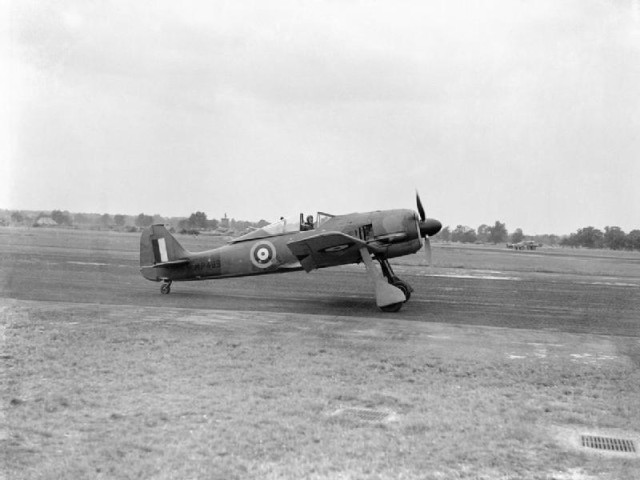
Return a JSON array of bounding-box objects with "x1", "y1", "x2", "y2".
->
[
  {"x1": 506, "y1": 241, "x2": 540, "y2": 250},
  {"x1": 140, "y1": 194, "x2": 442, "y2": 312}
]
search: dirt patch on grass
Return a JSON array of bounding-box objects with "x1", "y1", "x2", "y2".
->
[{"x1": 2, "y1": 299, "x2": 639, "y2": 479}]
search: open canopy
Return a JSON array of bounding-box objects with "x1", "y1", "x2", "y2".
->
[{"x1": 230, "y1": 212, "x2": 334, "y2": 243}]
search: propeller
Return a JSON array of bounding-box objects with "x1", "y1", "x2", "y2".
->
[{"x1": 416, "y1": 191, "x2": 442, "y2": 265}]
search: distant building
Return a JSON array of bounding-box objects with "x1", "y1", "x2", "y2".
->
[{"x1": 220, "y1": 213, "x2": 229, "y2": 229}]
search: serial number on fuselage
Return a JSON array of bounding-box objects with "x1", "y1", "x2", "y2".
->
[{"x1": 190, "y1": 257, "x2": 222, "y2": 272}]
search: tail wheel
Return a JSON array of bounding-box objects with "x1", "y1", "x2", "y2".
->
[{"x1": 160, "y1": 283, "x2": 171, "y2": 294}]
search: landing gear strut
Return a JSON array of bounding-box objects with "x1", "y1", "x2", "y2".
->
[
  {"x1": 377, "y1": 257, "x2": 413, "y2": 302},
  {"x1": 359, "y1": 248, "x2": 406, "y2": 312},
  {"x1": 160, "y1": 280, "x2": 172, "y2": 294}
]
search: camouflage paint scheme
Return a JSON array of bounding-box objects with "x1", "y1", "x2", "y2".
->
[{"x1": 140, "y1": 206, "x2": 442, "y2": 311}]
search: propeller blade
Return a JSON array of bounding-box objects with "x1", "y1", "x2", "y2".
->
[
  {"x1": 415, "y1": 190, "x2": 439, "y2": 265},
  {"x1": 424, "y1": 236, "x2": 432, "y2": 265},
  {"x1": 416, "y1": 190, "x2": 426, "y2": 222}
]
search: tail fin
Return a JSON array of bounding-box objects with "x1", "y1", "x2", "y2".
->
[{"x1": 140, "y1": 224, "x2": 190, "y2": 267}]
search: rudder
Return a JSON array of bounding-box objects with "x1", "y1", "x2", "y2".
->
[{"x1": 140, "y1": 224, "x2": 190, "y2": 267}]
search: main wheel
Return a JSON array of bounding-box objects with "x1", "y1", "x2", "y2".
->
[
  {"x1": 160, "y1": 283, "x2": 171, "y2": 294},
  {"x1": 380, "y1": 302, "x2": 403, "y2": 313},
  {"x1": 391, "y1": 280, "x2": 411, "y2": 302}
]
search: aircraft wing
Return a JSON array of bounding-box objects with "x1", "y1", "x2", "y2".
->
[{"x1": 286, "y1": 232, "x2": 369, "y2": 272}]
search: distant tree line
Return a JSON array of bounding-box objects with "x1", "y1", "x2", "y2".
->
[
  {"x1": 560, "y1": 226, "x2": 640, "y2": 251},
  {"x1": 176, "y1": 211, "x2": 269, "y2": 234},
  {"x1": 4, "y1": 209, "x2": 168, "y2": 231},
  {"x1": 3, "y1": 209, "x2": 270, "y2": 234},
  {"x1": 176, "y1": 211, "x2": 218, "y2": 231},
  {"x1": 438, "y1": 221, "x2": 511, "y2": 244},
  {"x1": 437, "y1": 221, "x2": 561, "y2": 247},
  {"x1": 436, "y1": 221, "x2": 639, "y2": 251}
]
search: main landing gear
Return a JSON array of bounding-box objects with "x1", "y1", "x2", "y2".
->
[
  {"x1": 377, "y1": 257, "x2": 413, "y2": 312},
  {"x1": 359, "y1": 247, "x2": 412, "y2": 313},
  {"x1": 378, "y1": 257, "x2": 413, "y2": 302},
  {"x1": 160, "y1": 280, "x2": 172, "y2": 294}
]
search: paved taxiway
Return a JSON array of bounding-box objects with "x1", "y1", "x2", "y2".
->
[{"x1": 1, "y1": 232, "x2": 638, "y2": 338}]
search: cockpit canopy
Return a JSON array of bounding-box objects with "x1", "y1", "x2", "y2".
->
[
  {"x1": 230, "y1": 212, "x2": 334, "y2": 243},
  {"x1": 263, "y1": 215, "x2": 304, "y2": 236}
]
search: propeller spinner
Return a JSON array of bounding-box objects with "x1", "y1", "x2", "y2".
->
[{"x1": 416, "y1": 191, "x2": 442, "y2": 264}]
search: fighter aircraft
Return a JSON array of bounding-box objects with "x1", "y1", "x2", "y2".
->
[{"x1": 140, "y1": 194, "x2": 442, "y2": 312}]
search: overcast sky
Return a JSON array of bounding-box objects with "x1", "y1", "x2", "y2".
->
[{"x1": 2, "y1": 0, "x2": 639, "y2": 234}]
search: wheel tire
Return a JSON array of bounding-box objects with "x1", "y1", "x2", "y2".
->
[
  {"x1": 391, "y1": 281, "x2": 411, "y2": 302},
  {"x1": 380, "y1": 302, "x2": 403, "y2": 313},
  {"x1": 161, "y1": 284, "x2": 171, "y2": 294}
]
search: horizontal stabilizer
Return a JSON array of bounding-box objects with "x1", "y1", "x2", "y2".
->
[{"x1": 150, "y1": 259, "x2": 190, "y2": 268}]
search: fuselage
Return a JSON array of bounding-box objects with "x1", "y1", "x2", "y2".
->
[{"x1": 140, "y1": 209, "x2": 423, "y2": 283}]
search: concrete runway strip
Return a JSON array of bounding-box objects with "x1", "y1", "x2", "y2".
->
[{"x1": 1, "y1": 233, "x2": 639, "y2": 338}]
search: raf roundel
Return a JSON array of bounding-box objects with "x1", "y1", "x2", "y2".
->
[{"x1": 250, "y1": 241, "x2": 276, "y2": 268}]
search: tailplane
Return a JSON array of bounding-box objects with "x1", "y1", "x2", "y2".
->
[{"x1": 140, "y1": 224, "x2": 190, "y2": 267}]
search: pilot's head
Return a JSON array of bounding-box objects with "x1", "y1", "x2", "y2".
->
[{"x1": 306, "y1": 215, "x2": 314, "y2": 224}]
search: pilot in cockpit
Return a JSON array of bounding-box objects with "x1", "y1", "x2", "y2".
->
[{"x1": 301, "y1": 215, "x2": 315, "y2": 231}]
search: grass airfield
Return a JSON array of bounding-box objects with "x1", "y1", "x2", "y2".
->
[{"x1": 1, "y1": 228, "x2": 640, "y2": 479}]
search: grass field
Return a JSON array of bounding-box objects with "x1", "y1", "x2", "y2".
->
[{"x1": 1, "y1": 228, "x2": 640, "y2": 479}]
